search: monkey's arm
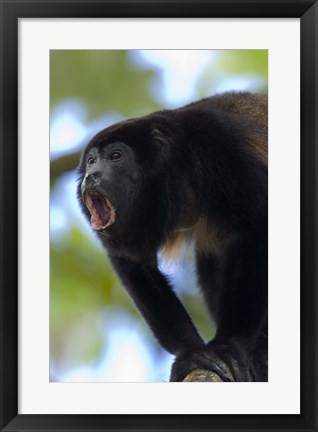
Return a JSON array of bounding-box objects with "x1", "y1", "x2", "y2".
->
[
  {"x1": 110, "y1": 255, "x2": 204, "y2": 355},
  {"x1": 110, "y1": 255, "x2": 236, "y2": 382}
]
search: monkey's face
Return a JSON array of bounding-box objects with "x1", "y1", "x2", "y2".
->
[
  {"x1": 79, "y1": 141, "x2": 141, "y2": 233},
  {"x1": 78, "y1": 116, "x2": 177, "y2": 247}
]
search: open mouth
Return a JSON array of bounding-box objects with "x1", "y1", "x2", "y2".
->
[{"x1": 83, "y1": 190, "x2": 116, "y2": 231}]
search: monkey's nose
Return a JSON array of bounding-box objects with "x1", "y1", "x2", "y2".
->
[
  {"x1": 91, "y1": 172, "x2": 101, "y2": 181},
  {"x1": 85, "y1": 172, "x2": 101, "y2": 187}
]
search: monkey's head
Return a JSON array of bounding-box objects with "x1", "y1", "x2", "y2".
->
[{"x1": 77, "y1": 115, "x2": 181, "y2": 244}]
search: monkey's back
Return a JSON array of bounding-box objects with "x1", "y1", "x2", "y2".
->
[
  {"x1": 208, "y1": 92, "x2": 267, "y2": 132},
  {"x1": 209, "y1": 92, "x2": 268, "y2": 164},
  {"x1": 177, "y1": 92, "x2": 267, "y2": 163}
]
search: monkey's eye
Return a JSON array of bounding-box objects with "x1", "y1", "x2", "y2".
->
[
  {"x1": 87, "y1": 156, "x2": 96, "y2": 165},
  {"x1": 109, "y1": 151, "x2": 123, "y2": 162}
]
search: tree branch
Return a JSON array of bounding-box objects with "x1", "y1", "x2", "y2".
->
[
  {"x1": 51, "y1": 151, "x2": 82, "y2": 184},
  {"x1": 183, "y1": 369, "x2": 223, "y2": 382}
]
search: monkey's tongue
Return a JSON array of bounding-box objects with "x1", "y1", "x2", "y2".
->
[{"x1": 84, "y1": 191, "x2": 114, "y2": 230}]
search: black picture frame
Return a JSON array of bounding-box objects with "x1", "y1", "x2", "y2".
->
[{"x1": 1, "y1": 1, "x2": 317, "y2": 431}]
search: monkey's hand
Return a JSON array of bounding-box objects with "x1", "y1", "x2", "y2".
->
[
  {"x1": 170, "y1": 338, "x2": 258, "y2": 382},
  {"x1": 170, "y1": 344, "x2": 235, "y2": 382}
]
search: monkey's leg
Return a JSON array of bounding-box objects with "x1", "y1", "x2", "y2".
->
[
  {"x1": 207, "y1": 233, "x2": 268, "y2": 381},
  {"x1": 170, "y1": 252, "x2": 237, "y2": 382},
  {"x1": 196, "y1": 253, "x2": 223, "y2": 325}
]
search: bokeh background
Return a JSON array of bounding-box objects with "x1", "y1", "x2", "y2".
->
[{"x1": 50, "y1": 50, "x2": 268, "y2": 382}]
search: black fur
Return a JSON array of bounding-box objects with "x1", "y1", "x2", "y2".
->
[{"x1": 77, "y1": 92, "x2": 268, "y2": 382}]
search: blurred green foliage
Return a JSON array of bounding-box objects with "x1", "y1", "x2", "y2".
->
[
  {"x1": 216, "y1": 50, "x2": 268, "y2": 78},
  {"x1": 51, "y1": 228, "x2": 115, "y2": 367},
  {"x1": 50, "y1": 50, "x2": 267, "y2": 380},
  {"x1": 50, "y1": 50, "x2": 162, "y2": 120},
  {"x1": 199, "y1": 50, "x2": 267, "y2": 97}
]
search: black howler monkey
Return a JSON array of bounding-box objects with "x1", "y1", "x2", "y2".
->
[{"x1": 77, "y1": 92, "x2": 268, "y2": 382}]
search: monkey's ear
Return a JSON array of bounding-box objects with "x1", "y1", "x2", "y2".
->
[{"x1": 152, "y1": 129, "x2": 170, "y2": 154}]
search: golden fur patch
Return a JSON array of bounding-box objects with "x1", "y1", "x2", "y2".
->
[
  {"x1": 160, "y1": 218, "x2": 227, "y2": 262},
  {"x1": 161, "y1": 230, "x2": 193, "y2": 261}
]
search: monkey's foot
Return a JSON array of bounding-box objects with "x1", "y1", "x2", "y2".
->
[
  {"x1": 170, "y1": 338, "x2": 263, "y2": 382},
  {"x1": 208, "y1": 338, "x2": 267, "y2": 382},
  {"x1": 170, "y1": 346, "x2": 236, "y2": 382}
]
